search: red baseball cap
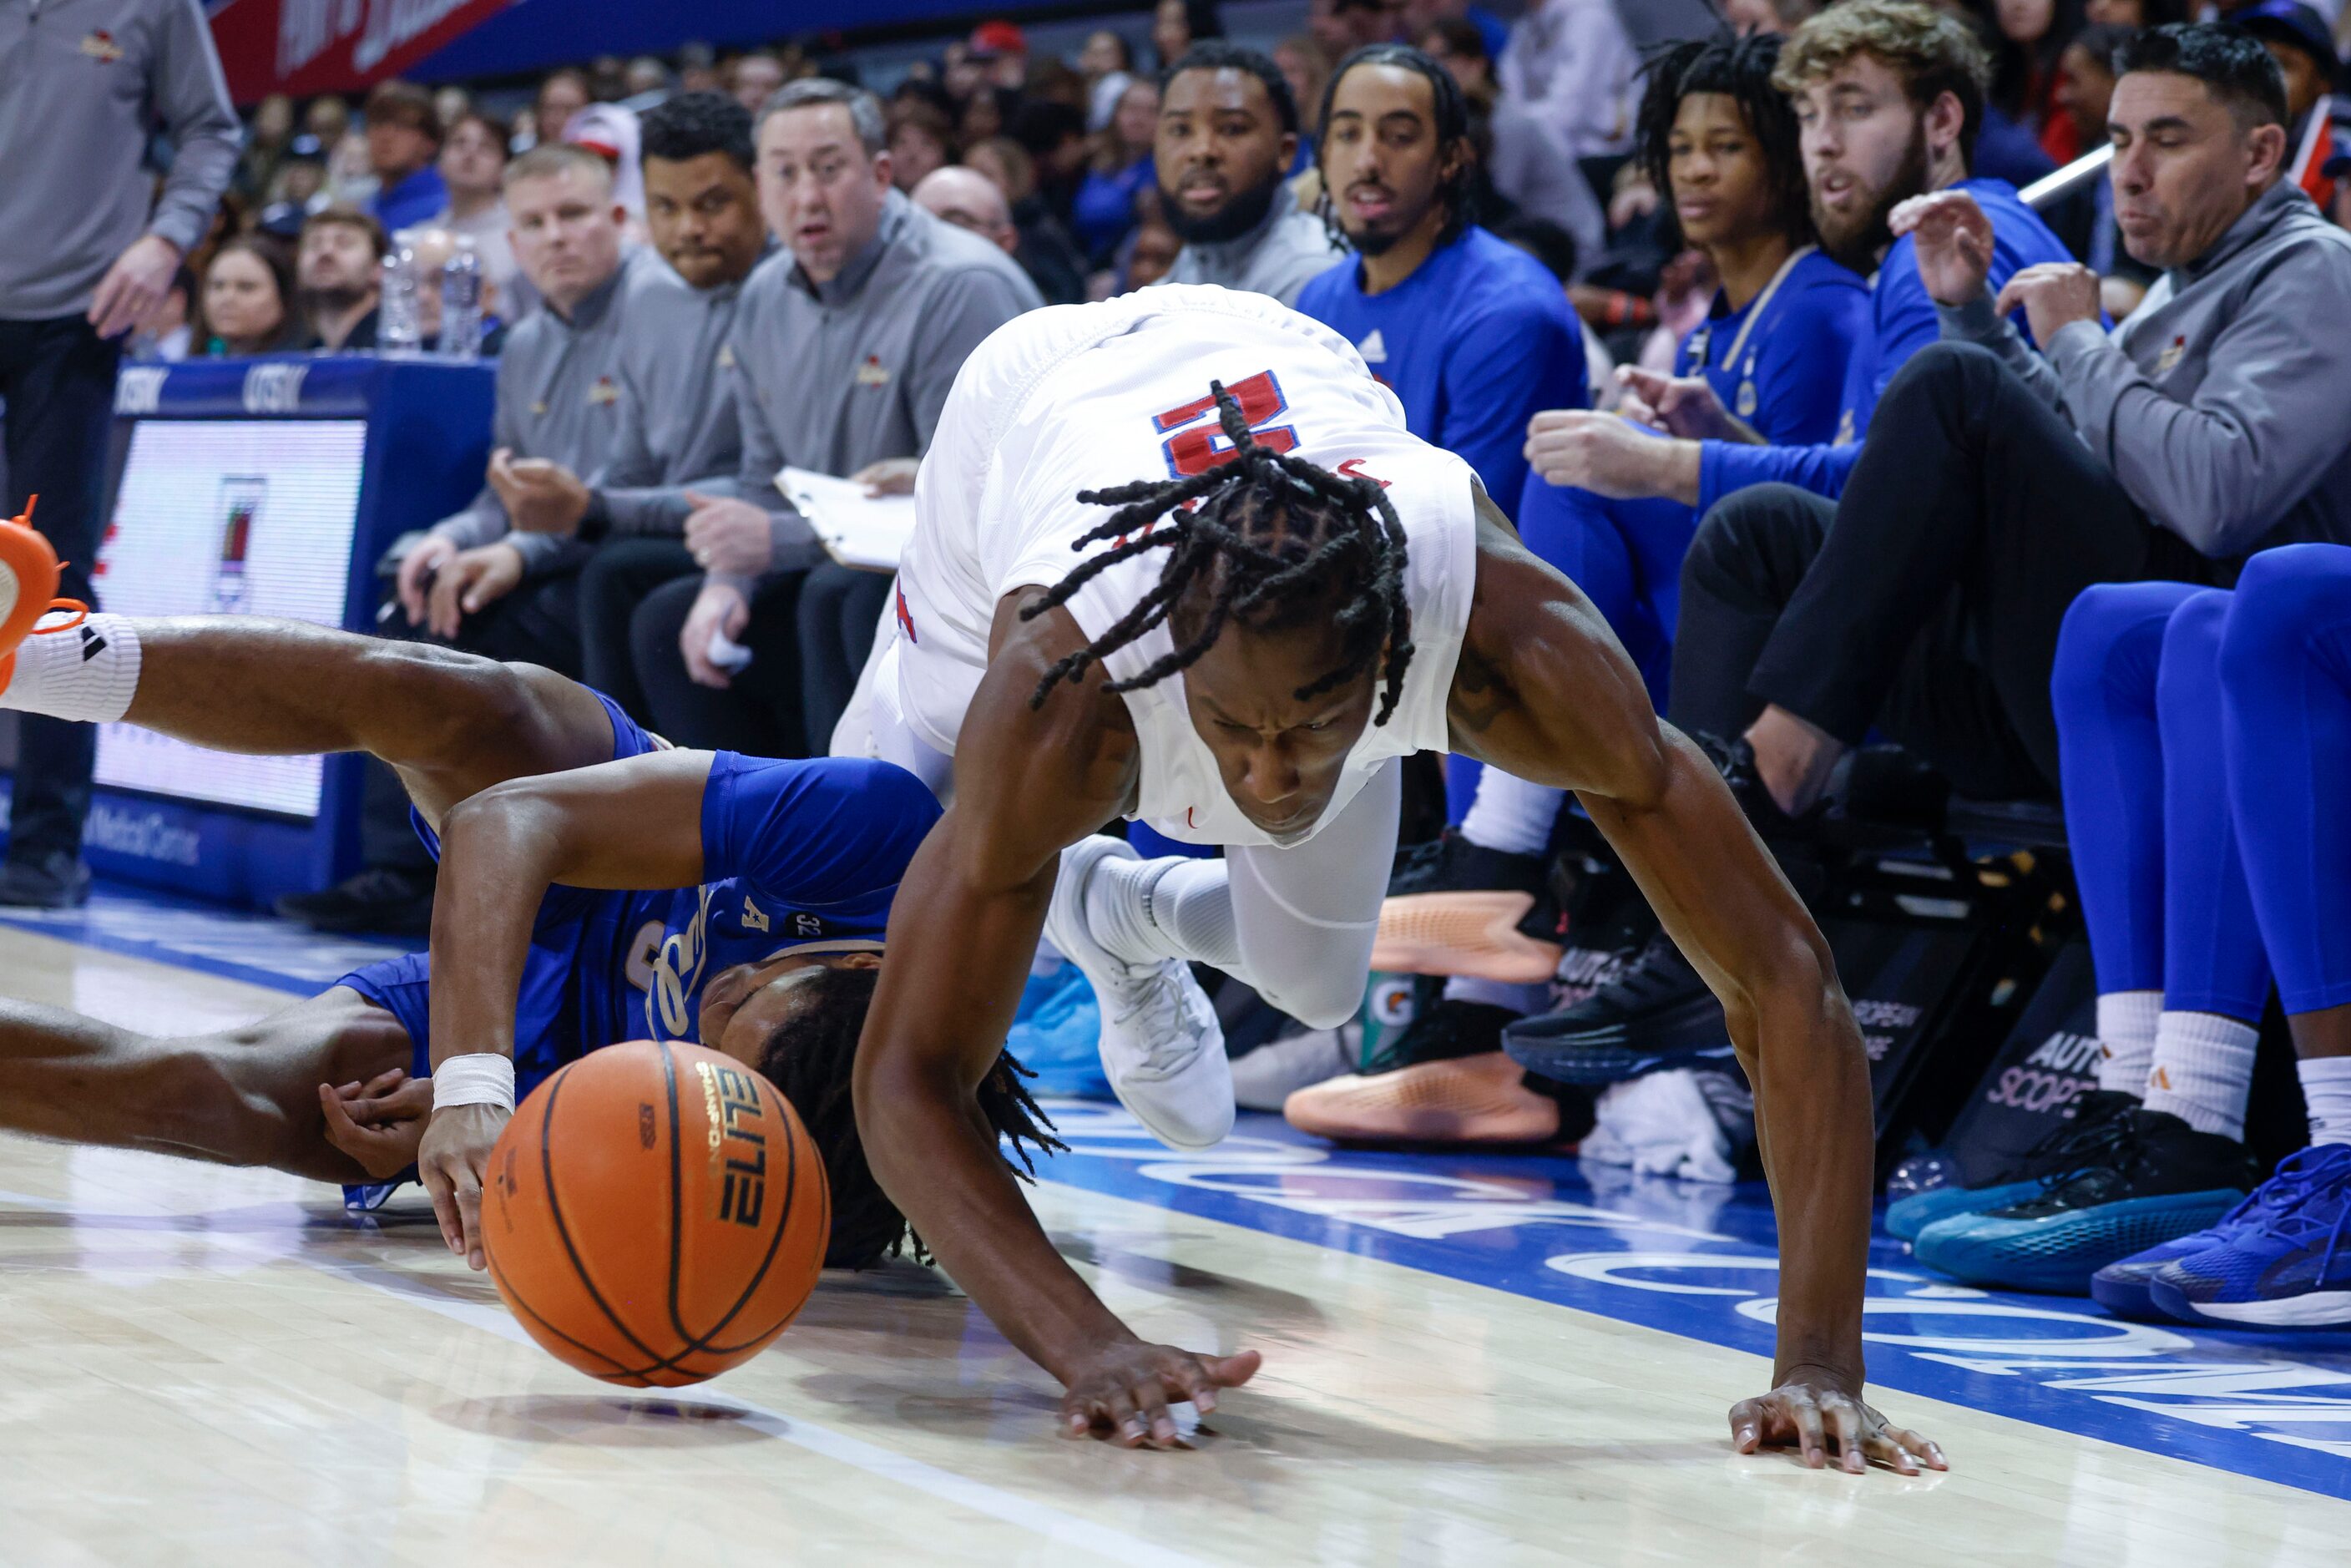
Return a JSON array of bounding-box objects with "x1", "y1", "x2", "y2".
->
[{"x1": 968, "y1": 20, "x2": 1027, "y2": 58}]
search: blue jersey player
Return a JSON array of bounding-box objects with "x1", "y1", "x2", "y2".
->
[{"x1": 0, "y1": 572, "x2": 1059, "y2": 1271}]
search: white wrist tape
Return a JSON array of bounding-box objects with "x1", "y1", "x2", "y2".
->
[{"x1": 432, "y1": 1053, "x2": 517, "y2": 1111}]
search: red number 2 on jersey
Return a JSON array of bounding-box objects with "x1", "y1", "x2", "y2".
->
[{"x1": 1152, "y1": 370, "x2": 1299, "y2": 478}]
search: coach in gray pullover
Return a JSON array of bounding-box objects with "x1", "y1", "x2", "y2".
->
[
  {"x1": 1671, "y1": 23, "x2": 2351, "y2": 814},
  {"x1": 1936, "y1": 173, "x2": 2351, "y2": 555},
  {"x1": 400, "y1": 146, "x2": 653, "y2": 665},
  {"x1": 0, "y1": 0, "x2": 237, "y2": 908},
  {"x1": 645, "y1": 78, "x2": 1039, "y2": 753}
]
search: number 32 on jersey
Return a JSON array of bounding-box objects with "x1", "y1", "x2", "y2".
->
[{"x1": 1153, "y1": 370, "x2": 1298, "y2": 478}]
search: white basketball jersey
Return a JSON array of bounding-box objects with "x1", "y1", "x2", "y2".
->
[{"x1": 886, "y1": 286, "x2": 1476, "y2": 849}]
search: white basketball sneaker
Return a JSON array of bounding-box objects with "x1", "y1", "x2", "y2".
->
[{"x1": 1045, "y1": 836, "x2": 1234, "y2": 1150}]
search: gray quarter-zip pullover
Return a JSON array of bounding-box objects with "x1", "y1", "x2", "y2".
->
[
  {"x1": 1942, "y1": 179, "x2": 2351, "y2": 559},
  {"x1": 714, "y1": 189, "x2": 1040, "y2": 599},
  {"x1": 430, "y1": 250, "x2": 655, "y2": 574},
  {"x1": 589, "y1": 252, "x2": 762, "y2": 536},
  {"x1": 1155, "y1": 183, "x2": 1344, "y2": 308},
  {"x1": 0, "y1": 0, "x2": 238, "y2": 318}
]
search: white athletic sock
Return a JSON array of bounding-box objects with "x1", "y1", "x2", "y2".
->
[
  {"x1": 1442, "y1": 975, "x2": 1547, "y2": 1014},
  {"x1": 1082, "y1": 853, "x2": 1240, "y2": 973},
  {"x1": 2143, "y1": 1010, "x2": 2260, "y2": 1140},
  {"x1": 1459, "y1": 768, "x2": 1565, "y2": 858},
  {"x1": 2296, "y1": 1055, "x2": 2351, "y2": 1147},
  {"x1": 0, "y1": 611, "x2": 141, "y2": 724},
  {"x1": 2095, "y1": 990, "x2": 2161, "y2": 1097}
]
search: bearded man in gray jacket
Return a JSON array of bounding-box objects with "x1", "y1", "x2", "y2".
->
[{"x1": 1667, "y1": 23, "x2": 2351, "y2": 818}]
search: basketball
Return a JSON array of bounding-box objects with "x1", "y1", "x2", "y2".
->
[{"x1": 479, "y1": 1039, "x2": 831, "y2": 1388}]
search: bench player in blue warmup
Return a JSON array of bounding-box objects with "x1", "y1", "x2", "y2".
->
[{"x1": 0, "y1": 513, "x2": 1057, "y2": 1270}]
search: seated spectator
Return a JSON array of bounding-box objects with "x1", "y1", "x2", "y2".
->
[
  {"x1": 624, "y1": 55, "x2": 671, "y2": 99},
  {"x1": 296, "y1": 209, "x2": 386, "y2": 353},
  {"x1": 433, "y1": 108, "x2": 531, "y2": 318},
  {"x1": 1079, "y1": 28, "x2": 1140, "y2": 131},
  {"x1": 1324, "y1": 0, "x2": 1404, "y2": 53},
  {"x1": 281, "y1": 144, "x2": 643, "y2": 936},
  {"x1": 496, "y1": 91, "x2": 770, "y2": 727},
  {"x1": 727, "y1": 53, "x2": 786, "y2": 119},
  {"x1": 638, "y1": 79, "x2": 1041, "y2": 758},
  {"x1": 1521, "y1": 33, "x2": 1867, "y2": 700},
  {"x1": 1409, "y1": 0, "x2": 1514, "y2": 62},
  {"x1": 1295, "y1": 41, "x2": 1585, "y2": 874},
  {"x1": 1526, "y1": 1, "x2": 2074, "y2": 537},
  {"x1": 536, "y1": 68, "x2": 593, "y2": 148},
  {"x1": 968, "y1": 19, "x2": 1030, "y2": 91},
  {"x1": 911, "y1": 164, "x2": 1022, "y2": 255},
  {"x1": 2049, "y1": 24, "x2": 2156, "y2": 291},
  {"x1": 256, "y1": 133, "x2": 330, "y2": 239},
  {"x1": 1902, "y1": 546, "x2": 2351, "y2": 1317},
  {"x1": 1422, "y1": 15, "x2": 1608, "y2": 267},
  {"x1": 1120, "y1": 208, "x2": 1186, "y2": 288},
  {"x1": 1984, "y1": 0, "x2": 2087, "y2": 168},
  {"x1": 2238, "y1": 1, "x2": 2349, "y2": 210},
  {"x1": 199, "y1": 236, "x2": 305, "y2": 357},
  {"x1": 1497, "y1": 0, "x2": 1641, "y2": 159},
  {"x1": 1072, "y1": 80, "x2": 1162, "y2": 266},
  {"x1": 966, "y1": 134, "x2": 1090, "y2": 303},
  {"x1": 1275, "y1": 33, "x2": 1337, "y2": 158},
  {"x1": 363, "y1": 80, "x2": 447, "y2": 232},
  {"x1": 1012, "y1": 97, "x2": 1093, "y2": 221},
  {"x1": 389, "y1": 144, "x2": 647, "y2": 670},
  {"x1": 887, "y1": 99, "x2": 957, "y2": 193},
  {"x1": 962, "y1": 85, "x2": 1022, "y2": 147},
  {"x1": 1297, "y1": 45, "x2": 1585, "y2": 516},
  {"x1": 1387, "y1": 30, "x2": 1869, "y2": 1060},
  {"x1": 404, "y1": 227, "x2": 510, "y2": 356},
  {"x1": 1152, "y1": 43, "x2": 1342, "y2": 305},
  {"x1": 1678, "y1": 23, "x2": 2351, "y2": 830},
  {"x1": 1155, "y1": 0, "x2": 1225, "y2": 68},
  {"x1": 237, "y1": 94, "x2": 296, "y2": 205}
]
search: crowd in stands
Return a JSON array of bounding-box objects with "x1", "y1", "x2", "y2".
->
[{"x1": 8, "y1": 0, "x2": 2351, "y2": 1328}]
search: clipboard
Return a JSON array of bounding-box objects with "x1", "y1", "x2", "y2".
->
[{"x1": 776, "y1": 466, "x2": 917, "y2": 573}]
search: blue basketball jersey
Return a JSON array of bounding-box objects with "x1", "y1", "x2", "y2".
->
[{"x1": 342, "y1": 714, "x2": 938, "y2": 1087}]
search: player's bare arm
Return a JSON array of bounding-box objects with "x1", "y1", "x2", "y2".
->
[
  {"x1": 1449, "y1": 498, "x2": 1944, "y2": 1474},
  {"x1": 854, "y1": 590, "x2": 1260, "y2": 1449},
  {"x1": 417, "y1": 748, "x2": 720, "y2": 1266}
]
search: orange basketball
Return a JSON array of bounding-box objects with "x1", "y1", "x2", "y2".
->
[{"x1": 480, "y1": 1039, "x2": 830, "y2": 1388}]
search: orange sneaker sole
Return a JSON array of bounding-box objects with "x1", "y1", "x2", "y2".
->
[
  {"x1": 1371, "y1": 891, "x2": 1565, "y2": 984},
  {"x1": 0, "y1": 504, "x2": 64, "y2": 666},
  {"x1": 1283, "y1": 1052, "x2": 1562, "y2": 1146}
]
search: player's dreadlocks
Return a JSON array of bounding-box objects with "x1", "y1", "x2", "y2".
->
[
  {"x1": 1636, "y1": 31, "x2": 1815, "y2": 251},
  {"x1": 1021, "y1": 380, "x2": 1414, "y2": 726},
  {"x1": 754, "y1": 964, "x2": 1065, "y2": 1269}
]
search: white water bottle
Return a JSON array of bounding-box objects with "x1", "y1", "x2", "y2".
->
[
  {"x1": 438, "y1": 239, "x2": 484, "y2": 360},
  {"x1": 378, "y1": 244, "x2": 422, "y2": 353}
]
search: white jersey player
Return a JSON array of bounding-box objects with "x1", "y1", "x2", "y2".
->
[{"x1": 845, "y1": 286, "x2": 1941, "y2": 1475}]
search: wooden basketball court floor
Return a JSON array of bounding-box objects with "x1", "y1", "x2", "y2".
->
[{"x1": 2, "y1": 898, "x2": 2348, "y2": 1566}]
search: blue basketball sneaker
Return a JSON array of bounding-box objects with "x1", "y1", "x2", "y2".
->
[
  {"x1": 2150, "y1": 1143, "x2": 2351, "y2": 1328},
  {"x1": 1913, "y1": 1107, "x2": 2255, "y2": 1294},
  {"x1": 1886, "y1": 1090, "x2": 2139, "y2": 1242},
  {"x1": 2089, "y1": 1175, "x2": 2306, "y2": 1321}
]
